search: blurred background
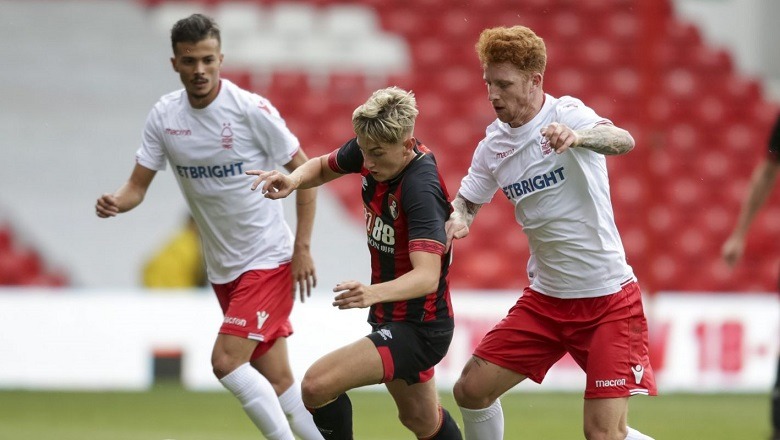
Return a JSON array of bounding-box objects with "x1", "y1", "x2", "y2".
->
[{"x1": 1, "y1": 0, "x2": 779, "y2": 412}]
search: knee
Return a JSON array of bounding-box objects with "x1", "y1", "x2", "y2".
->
[
  {"x1": 211, "y1": 351, "x2": 242, "y2": 379},
  {"x1": 397, "y1": 409, "x2": 429, "y2": 435},
  {"x1": 300, "y1": 370, "x2": 332, "y2": 408},
  {"x1": 453, "y1": 377, "x2": 491, "y2": 409}
]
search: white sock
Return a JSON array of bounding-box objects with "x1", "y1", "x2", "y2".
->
[
  {"x1": 278, "y1": 381, "x2": 324, "y2": 440},
  {"x1": 219, "y1": 363, "x2": 294, "y2": 440},
  {"x1": 460, "y1": 399, "x2": 504, "y2": 440},
  {"x1": 626, "y1": 426, "x2": 654, "y2": 439}
]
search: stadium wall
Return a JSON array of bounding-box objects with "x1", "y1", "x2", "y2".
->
[{"x1": 0, "y1": 289, "x2": 775, "y2": 393}]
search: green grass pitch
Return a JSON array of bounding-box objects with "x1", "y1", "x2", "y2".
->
[{"x1": 0, "y1": 383, "x2": 768, "y2": 439}]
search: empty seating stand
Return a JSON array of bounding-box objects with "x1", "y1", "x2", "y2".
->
[{"x1": 136, "y1": 0, "x2": 779, "y2": 294}]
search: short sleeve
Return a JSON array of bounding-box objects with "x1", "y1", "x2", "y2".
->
[
  {"x1": 458, "y1": 140, "x2": 500, "y2": 205},
  {"x1": 556, "y1": 96, "x2": 612, "y2": 131},
  {"x1": 402, "y1": 160, "x2": 449, "y2": 251},
  {"x1": 135, "y1": 106, "x2": 168, "y2": 171},
  {"x1": 328, "y1": 138, "x2": 364, "y2": 174},
  {"x1": 248, "y1": 96, "x2": 300, "y2": 166}
]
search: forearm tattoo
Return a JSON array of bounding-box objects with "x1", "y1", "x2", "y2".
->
[
  {"x1": 453, "y1": 193, "x2": 482, "y2": 226},
  {"x1": 576, "y1": 125, "x2": 635, "y2": 156}
]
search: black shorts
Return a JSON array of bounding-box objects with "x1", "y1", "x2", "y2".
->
[{"x1": 366, "y1": 318, "x2": 454, "y2": 385}]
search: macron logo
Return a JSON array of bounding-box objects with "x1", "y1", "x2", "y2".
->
[
  {"x1": 632, "y1": 364, "x2": 644, "y2": 384},
  {"x1": 595, "y1": 378, "x2": 626, "y2": 388},
  {"x1": 165, "y1": 128, "x2": 191, "y2": 136}
]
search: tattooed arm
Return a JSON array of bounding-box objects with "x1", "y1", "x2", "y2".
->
[
  {"x1": 576, "y1": 124, "x2": 635, "y2": 155},
  {"x1": 445, "y1": 192, "x2": 483, "y2": 251},
  {"x1": 542, "y1": 123, "x2": 635, "y2": 156}
]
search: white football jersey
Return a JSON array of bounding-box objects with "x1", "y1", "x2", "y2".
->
[
  {"x1": 459, "y1": 94, "x2": 635, "y2": 298},
  {"x1": 136, "y1": 79, "x2": 298, "y2": 284}
]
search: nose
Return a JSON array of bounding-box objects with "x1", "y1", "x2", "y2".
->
[{"x1": 487, "y1": 85, "x2": 499, "y2": 102}]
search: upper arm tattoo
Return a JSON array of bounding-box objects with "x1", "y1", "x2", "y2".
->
[{"x1": 576, "y1": 125, "x2": 635, "y2": 156}]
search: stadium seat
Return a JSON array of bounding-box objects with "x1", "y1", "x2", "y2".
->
[
  {"x1": 319, "y1": 4, "x2": 381, "y2": 38},
  {"x1": 212, "y1": 1, "x2": 265, "y2": 50},
  {"x1": 0, "y1": 225, "x2": 11, "y2": 253}
]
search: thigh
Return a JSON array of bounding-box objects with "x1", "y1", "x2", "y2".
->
[
  {"x1": 474, "y1": 289, "x2": 567, "y2": 384},
  {"x1": 367, "y1": 320, "x2": 453, "y2": 385},
  {"x1": 573, "y1": 283, "x2": 657, "y2": 398},
  {"x1": 212, "y1": 266, "x2": 294, "y2": 359},
  {"x1": 305, "y1": 336, "x2": 385, "y2": 398}
]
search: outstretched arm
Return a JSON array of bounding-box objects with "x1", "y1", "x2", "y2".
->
[
  {"x1": 96, "y1": 164, "x2": 156, "y2": 218},
  {"x1": 247, "y1": 155, "x2": 340, "y2": 199},
  {"x1": 541, "y1": 123, "x2": 635, "y2": 156},
  {"x1": 722, "y1": 158, "x2": 780, "y2": 267},
  {"x1": 445, "y1": 192, "x2": 483, "y2": 252}
]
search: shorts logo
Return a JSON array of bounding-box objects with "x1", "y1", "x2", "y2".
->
[
  {"x1": 224, "y1": 316, "x2": 247, "y2": 327},
  {"x1": 595, "y1": 378, "x2": 626, "y2": 388},
  {"x1": 632, "y1": 364, "x2": 644, "y2": 384},
  {"x1": 257, "y1": 311, "x2": 269, "y2": 330},
  {"x1": 378, "y1": 328, "x2": 393, "y2": 340}
]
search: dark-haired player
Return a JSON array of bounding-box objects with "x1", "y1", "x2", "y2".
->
[
  {"x1": 722, "y1": 114, "x2": 780, "y2": 439},
  {"x1": 96, "y1": 13, "x2": 322, "y2": 440}
]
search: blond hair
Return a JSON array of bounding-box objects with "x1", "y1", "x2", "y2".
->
[
  {"x1": 352, "y1": 87, "x2": 419, "y2": 144},
  {"x1": 476, "y1": 25, "x2": 547, "y2": 74}
]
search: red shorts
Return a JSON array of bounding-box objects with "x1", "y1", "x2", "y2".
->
[
  {"x1": 474, "y1": 281, "x2": 657, "y2": 399},
  {"x1": 212, "y1": 264, "x2": 294, "y2": 360}
]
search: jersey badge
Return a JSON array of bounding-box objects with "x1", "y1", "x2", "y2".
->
[
  {"x1": 540, "y1": 137, "x2": 553, "y2": 156},
  {"x1": 387, "y1": 194, "x2": 399, "y2": 220},
  {"x1": 221, "y1": 122, "x2": 234, "y2": 150}
]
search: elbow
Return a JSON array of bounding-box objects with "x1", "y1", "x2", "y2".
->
[
  {"x1": 420, "y1": 273, "x2": 440, "y2": 294},
  {"x1": 621, "y1": 129, "x2": 635, "y2": 154}
]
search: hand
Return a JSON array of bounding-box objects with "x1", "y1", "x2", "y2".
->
[
  {"x1": 332, "y1": 280, "x2": 378, "y2": 310},
  {"x1": 246, "y1": 169, "x2": 297, "y2": 199},
  {"x1": 291, "y1": 246, "x2": 317, "y2": 302},
  {"x1": 95, "y1": 194, "x2": 120, "y2": 218},
  {"x1": 445, "y1": 211, "x2": 469, "y2": 252},
  {"x1": 721, "y1": 235, "x2": 745, "y2": 268},
  {"x1": 541, "y1": 122, "x2": 580, "y2": 154}
]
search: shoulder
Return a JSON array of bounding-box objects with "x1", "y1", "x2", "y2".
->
[
  {"x1": 551, "y1": 95, "x2": 587, "y2": 112},
  {"x1": 402, "y1": 153, "x2": 443, "y2": 190},
  {"x1": 551, "y1": 94, "x2": 612, "y2": 126},
  {"x1": 473, "y1": 121, "x2": 507, "y2": 157},
  {"x1": 153, "y1": 89, "x2": 186, "y2": 111}
]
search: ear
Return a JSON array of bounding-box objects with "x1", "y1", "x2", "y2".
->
[
  {"x1": 170, "y1": 57, "x2": 178, "y2": 73},
  {"x1": 531, "y1": 72, "x2": 543, "y2": 89},
  {"x1": 403, "y1": 136, "x2": 416, "y2": 152}
]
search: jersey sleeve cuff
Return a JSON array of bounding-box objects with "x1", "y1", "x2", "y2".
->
[{"x1": 409, "y1": 239, "x2": 445, "y2": 255}]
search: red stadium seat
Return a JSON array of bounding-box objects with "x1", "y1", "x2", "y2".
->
[{"x1": 0, "y1": 225, "x2": 11, "y2": 253}]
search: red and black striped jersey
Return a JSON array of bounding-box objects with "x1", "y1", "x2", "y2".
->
[{"x1": 327, "y1": 138, "x2": 454, "y2": 325}]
